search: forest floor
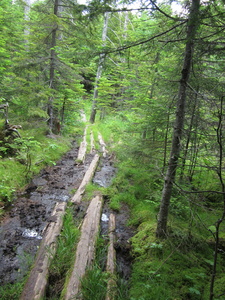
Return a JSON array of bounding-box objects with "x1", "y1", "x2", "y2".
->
[{"x1": 0, "y1": 137, "x2": 134, "y2": 297}]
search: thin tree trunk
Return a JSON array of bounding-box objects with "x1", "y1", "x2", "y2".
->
[
  {"x1": 156, "y1": 0, "x2": 200, "y2": 238},
  {"x1": 188, "y1": 132, "x2": 200, "y2": 180},
  {"x1": 48, "y1": 0, "x2": 59, "y2": 132},
  {"x1": 162, "y1": 100, "x2": 174, "y2": 173},
  {"x1": 90, "y1": 12, "x2": 110, "y2": 123},
  {"x1": 179, "y1": 89, "x2": 199, "y2": 181}
]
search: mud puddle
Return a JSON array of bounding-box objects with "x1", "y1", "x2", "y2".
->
[{"x1": 0, "y1": 142, "x2": 94, "y2": 285}]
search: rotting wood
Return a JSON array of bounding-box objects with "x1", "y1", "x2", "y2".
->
[
  {"x1": 20, "y1": 202, "x2": 67, "y2": 300},
  {"x1": 77, "y1": 126, "x2": 88, "y2": 163},
  {"x1": 71, "y1": 153, "x2": 99, "y2": 204},
  {"x1": 106, "y1": 213, "x2": 117, "y2": 300},
  {"x1": 90, "y1": 130, "x2": 95, "y2": 154},
  {"x1": 98, "y1": 132, "x2": 108, "y2": 157},
  {"x1": 64, "y1": 194, "x2": 103, "y2": 300}
]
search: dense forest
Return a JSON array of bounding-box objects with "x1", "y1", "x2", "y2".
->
[{"x1": 1, "y1": 0, "x2": 225, "y2": 299}]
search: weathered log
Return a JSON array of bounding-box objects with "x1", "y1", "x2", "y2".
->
[
  {"x1": 106, "y1": 214, "x2": 117, "y2": 300},
  {"x1": 20, "y1": 202, "x2": 67, "y2": 300},
  {"x1": 98, "y1": 132, "x2": 108, "y2": 157},
  {"x1": 77, "y1": 126, "x2": 88, "y2": 163},
  {"x1": 64, "y1": 195, "x2": 103, "y2": 300},
  {"x1": 71, "y1": 153, "x2": 99, "y2": 204},
  {"x1": 90, "y1": 130, "x2": 95, "y2": 154}
]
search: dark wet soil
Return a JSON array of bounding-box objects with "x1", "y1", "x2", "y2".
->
[
  {"x1": 100, "y1": 202, "x2": 134, "y2": 280},
  {"x1": 0, "y1": 142, "x2": 94, "y2": 285},
  {"x1": 0, "y1": 142, "x2": 134, "y2": 294}
]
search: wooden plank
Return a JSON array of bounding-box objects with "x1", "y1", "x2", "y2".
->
[
  {"x1": 64, "y1": 195, "x2": 103, "y2": 300},
  {"x1": 106, "y1": 214, "x2": 117, "y2": 300},
  {"x1": 98, "y1": 132, "x2": 108, "y2": 157},
  {"x1": 71, "y1": 153, "x2": 99, "y2": 204},
  {"x1": 20, "y1": 202, "x2": 67, "y2": 300},
  {"x1": 90, "y1": 130, "x2": 95, "y2": 154},
  {"x1": 77, "y1": 126, "x2": 88, "y2": 163}
]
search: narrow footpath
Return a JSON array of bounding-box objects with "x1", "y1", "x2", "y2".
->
[{"x1": 0, "y1": 128, "x2": 134, "y2": 300}]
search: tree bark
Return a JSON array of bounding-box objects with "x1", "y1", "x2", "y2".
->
[
  {"x1": 90, "y1": 12, "x2": 110, "y2": 123},
  {"x1": 156, "y1": 0, "x2": 200, "y2": 238}
]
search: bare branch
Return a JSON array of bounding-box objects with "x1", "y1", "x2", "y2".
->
[
  {"x1": 102, "y1": 21, "x2": 187, "y2": 54},
  {"x1": 149, "y1": 0, "x2": 185, "y2": 21}
]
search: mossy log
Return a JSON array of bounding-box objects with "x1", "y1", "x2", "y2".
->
[
  {"x1": 20, "y1": 202, "x2": 67, "y2": 300},
  {"x1": 64, "y1": 194, "x2": 103, "y2": 300},
  {"x1": 71, "y1": 153, "x2": 99, "y2": 204}
]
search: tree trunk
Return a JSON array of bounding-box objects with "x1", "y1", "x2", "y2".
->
[
  {"x1": 90, "y1": 12, "x2": 110, "y2": 123},
  {"x1": 162, "y1": 100, "x2": 173, "y2": 173},
  {"x1": 179, "y1": 89, "x2": 199, "y2": 181},
  {"x1": 156, "y1": 0, "x2": 200, "y2": 238},
  {"x1": 48, "y1": 0, "x2": 59, "y2": 132}
]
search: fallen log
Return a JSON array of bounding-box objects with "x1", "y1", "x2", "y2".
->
[
  {"x1": 98, "y1": 132, "x2": 108, "y2": 157},
  {"x1": 90, "y1": 130, "x2": 95, "y2": 154},
  {"x1": 77, "y1": 126, "x2": 88, "y2": 163},
  {"x1": 20, "y1": 202, "x2": 67, "y2": 300},
  {"x1": 64, "y1": 194, "x2": 103, "y2": 300},
  {"x1": 71, "y1": 153, "x2": 99, "y2": 204},
  {"x1": 106, "y1": 213, "x2": 117, "y2": 300}
]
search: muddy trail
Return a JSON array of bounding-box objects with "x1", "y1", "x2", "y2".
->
[{"x1": 0, "y1": 132, "x2": 134, "y2": 299}]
